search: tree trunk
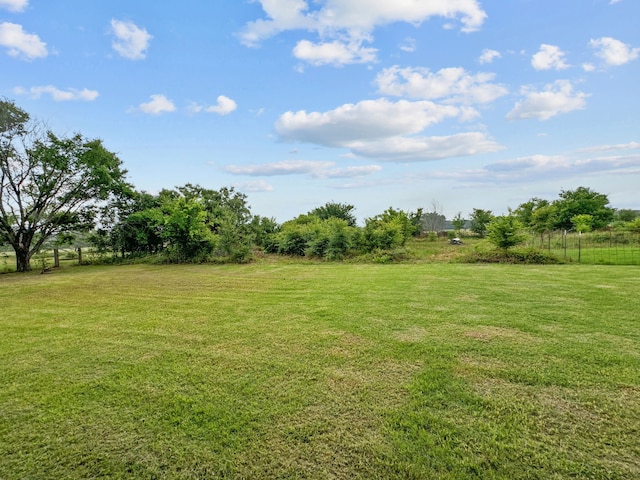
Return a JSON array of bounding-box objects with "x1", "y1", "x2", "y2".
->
[{"x1": 15, "y1": 247, "x2": 31, "y2": 272}]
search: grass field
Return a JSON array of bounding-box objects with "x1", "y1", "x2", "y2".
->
[{"x1": 1, "y1": 262, "x2": 639, "y2": 479}]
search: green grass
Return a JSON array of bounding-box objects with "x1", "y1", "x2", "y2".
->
[{"x1": 1, "y1": 263, "x2": 639, "y2": 479}]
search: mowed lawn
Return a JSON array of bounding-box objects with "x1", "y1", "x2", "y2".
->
[{"x1": 1, "y1": 263, "x2": 638, "y2": 479}]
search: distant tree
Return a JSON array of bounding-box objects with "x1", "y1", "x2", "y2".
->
[
  {"x1": 0, "y1": 99, "x2": 130, "y2": 272},
  {"x1": 421, "y1": 200, "x2": 445, "y2": 233},
  {"x1": 616, "y1": 209, "x2": 638, "y2": 222},
  {"x1": 487, "y1": 215, "x2": 526, "y2": 250},
  {"x1": 469, "y1": 208, "x2": 494, "y2": 238},
  {"x1": 529, "y1": 204, "x2": 558, "y2": 247},
  {"x1": 309, "y1": 201, "x2": 357, "y2": 227},
  {"x1": 514, "y1": 197, "x2": 550, "y2": 228},
  {"x1": 451, "y1": 212, "x2": 466, "y2": 234},
  {"x1": 552, "y1": 187, "x2": 614, "y2": 230}
]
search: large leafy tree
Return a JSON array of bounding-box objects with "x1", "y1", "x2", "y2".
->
[
  {"x1": 0, "y1": 99, "x2": 130, "y2": 272},
  {"x1": 552, "y1": 187, "x2": 614, "y2": 231}
]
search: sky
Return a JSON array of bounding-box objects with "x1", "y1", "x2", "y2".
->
[{"x1": 1, "y1": 0, "x2": 639, "y2": 223}]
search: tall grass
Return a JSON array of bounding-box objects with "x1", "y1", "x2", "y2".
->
[{"x1": 1, "y1": 263, "x2": 639, "y2": 478}]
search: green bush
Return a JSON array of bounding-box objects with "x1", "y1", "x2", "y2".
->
[{"x1": 460, "y1": 247, "x2": 563, "y2": 264}]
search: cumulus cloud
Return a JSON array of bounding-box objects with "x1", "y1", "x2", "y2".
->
[
  {"x1": 293, "y1": 39, "x2": 377, "y2": 66},
  {"x1": 479, "y1": 48, "x2": 501, "y2": 64},
  {"x1": 531, "y1": 44, "x2": 569, "y2": 70},
  {"x1": 0, "y1": 22, "x2": 47, "y2": 59},
  {"x1": 110, "y1": 19, "x2": 152, "y2": 60},
  {"x1": 13, "y1": 85, "x2": 99, "y2": 101},
  {"x1": 275, "y1": 98, "x2": 466, "y2": 147},
  {"x1": 507, "y1": 80, "x2": 588, "y2": 121},
  {"x1": 137, "y1": 94, "x2": 176, "y2": 115},
  {"x1": 224, "y1": 160, "x2": 382, "y2": 179},
  {"x1": 589, "y1": 36, "x2": 639, "y2": 66},
  {"x1": 274, "y1": 98, "x2": 502, "y2": 161},
  {"x1": 240, "y1": 0, "x2": 487, "y2": 65},
  {"x1": 0, "y1": 0, "x2": 28, "y2": 12},
  {"x1": 375, "y1": 66, "x2": 508, "y2": 104},
  {"x1": 190, "y1": 95, "x2": 238, "y2": 115}
]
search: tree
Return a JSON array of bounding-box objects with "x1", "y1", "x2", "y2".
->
[
  {"x1": 529, "y1": 204, "x2": 558, "y2": 247},
  {"x1": 552, "y1": 187, "x2": 614, "y2": 231},
  {"x1": 451, "y1": 212, "x2": 466, "y2": 234},
  {"x1": 469, "y1": 208, "x2": 494, "y2": 238},
  {"x1": 308, "y1": 201, "x2": 357, "y2": 227},
  {"x1": 0, "y1": 99, "x2": 130, "y2": 272},
  {"x1": 571, "y1": 214, "x2": 593, "y2": 233},
  {"x1": 421, "y1": 200, "x2": 445, "y2": 233},
  {"x1": 487, "y1": 215, "x2": 526, "y2": 250},
  {"x1": 616, "y1": 209, "x2": 638, "y2": 222}
]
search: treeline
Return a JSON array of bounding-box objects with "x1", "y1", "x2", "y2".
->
[{"x1": 89, "y1": 188, "x2": 426, "y2": 262}]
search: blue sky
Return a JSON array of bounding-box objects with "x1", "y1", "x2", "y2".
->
[{"x1": 1, "y1": 0, "x2": 639, "y2": 222}]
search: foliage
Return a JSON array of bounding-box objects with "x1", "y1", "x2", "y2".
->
[
  {"x1": 552, "y1": 186, "x2": 614, "y2": 230},
  {"x1": 487, "y1": 215, "x2": 527, "y2": 250},
  {"x1": 615, "y1": 209, "x2": 638, "y2": 222},
  {"x1": 570, "y1": 214, "x2": 593, "y2": 233},
  {"x1": 624, "y1": 217, "x2": 640, "y2": 234},
  {"x1": 469, "y1": 208, "x2": 494, "y2": 238},
  {"x1": 451, "y1": 212, "x2": 466, "y2": 233},
  {"x1": 308, "y1": 201, "x2": 357, "y2": 227},
  {"x1": 460, "y1": 247, "x2": 564, "y2": 264},
  {"x1": 0, "y1": 99, "x2": 131, "y2": 272}
]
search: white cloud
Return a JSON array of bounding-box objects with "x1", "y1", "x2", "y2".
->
[
  {"x1": 428, "y1": 151, "x2": 640, "y2": 185},
  {"x1": 275, "y1": 98, "x2": 466, "y2": 147},
  {"x1": 479, "y1": 48, "x2": 501, "y2": 64},
  {"x1": 582, "y1": 63, "x2": 595, "y2": 72},
  {"x1": 293, "y1": 39, "x2": 377, "y2": 65},
  {"x1": 609, "y1": 0, "x2": 622, "y2": 4},
  {"x1": 531, "y1": 44, "x2": 569, "y2": 70},
  {"x1": 375, "y1": 66, "x2": 508, "y2": 104},
  {"x1": 577, "y1": 141, "x2": 640, "y2": 153},
  {"x1": 13, "y1": 85, "x2": 99, "y2": 101},
  {"x1": 232, "y1": 180, "x2": 274, "y2": 192},
  {"x1": 0, "y1": 0, "x2": 28, "y2": 12},
  {"x1": 507, "y1": 80, "x2": 588, "y2": 121},
  {"x1": 240, "y1": 0, "x2": 487, "y2": 65},
  {"x1": 0, "y1": 22, "x2": 47, "y2": 59},
  {"x1": 589, "y1": 36, "x2": 639, "y2": 66},
  {"x1": 399, "y1": 37, "x2": 416, "y2": 53},
  {"x1": 225, "y1": 160, "x2": 335, "y2": 176},
  {"x1": 137, "y1": 94, "x2": 176, "y2": 115},
  {"x1": 275, "y1": 98, "x2": 502, "y2": 161},
  {"x1": 225, "y1": 160, "x2": 382, "y2": 179},
  {"x1": 110, "y1": 19, "x2": 152, "y2": 60},
  {"x1": 348, "y1": 132, "x2": 504, "y2": 161},
  {"x1": 190, "y1": 95, "x2": 238, "y2": 115}
]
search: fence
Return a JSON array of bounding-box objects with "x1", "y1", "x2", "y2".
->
[
  {"x1": 525, "y1": 230, "x2": 640, "y2": 265},
  {"x1": 0, "y1": 247, "x2": 93, "y2": 273}
]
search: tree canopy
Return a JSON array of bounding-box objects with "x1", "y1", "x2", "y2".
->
[{"x1": 0, "y1": 99, "x2": 130, "y2": 271}]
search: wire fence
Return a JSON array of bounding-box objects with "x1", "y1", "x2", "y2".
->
[{"x1": 524, "y1": 230, "x2": 640, "y2": 265}]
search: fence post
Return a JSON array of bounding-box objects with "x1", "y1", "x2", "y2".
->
[
  {"x1": 578, "y1": 231, "x2": 581, "y2": 263},
  {"x1": 53, "y1": 248, "x2": 60, "y2": 268}
]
